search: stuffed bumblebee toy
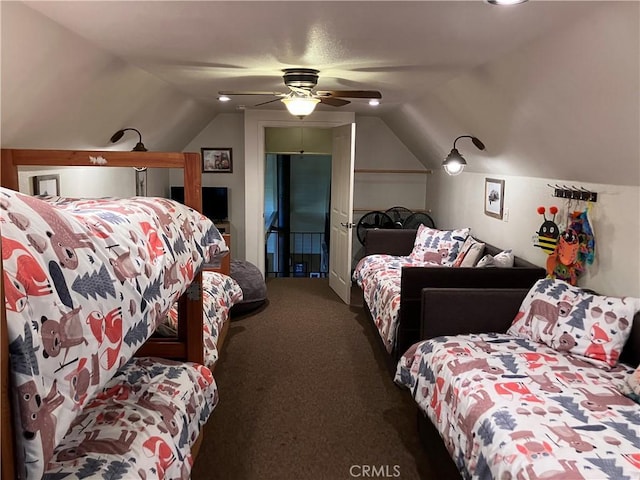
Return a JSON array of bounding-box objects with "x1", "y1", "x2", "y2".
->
[{"x1": 534, "y1": 206, "x2": 560, "y2": 254}]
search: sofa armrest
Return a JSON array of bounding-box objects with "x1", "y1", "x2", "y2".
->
[
  {"x1": 420, "y1": 288, "x2": 530, "y2": 339},
  {"x1": 364, "y1": 229, "x2": 416, "y2": 257}
]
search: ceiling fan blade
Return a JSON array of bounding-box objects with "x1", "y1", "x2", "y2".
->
[
  {"x1": 316, "y1": 90, "x2": 382, "y2": 99},
  {"x1": 254, "y1": 98, "x2": 282, "y2": 107},
  {"x1": 218, "y1": 91, "x2": 286, "y2": 96},
  {"x1": 319, "y1": 97, "x2": 350, "y2": 107}
]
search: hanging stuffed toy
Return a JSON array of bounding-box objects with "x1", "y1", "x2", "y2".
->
[
  {"x1": 546, "y1": 206, "x2": 596, "y2": 285},
  {"x1": 534, "y1": 206, "x2": 560, "y2": 254}
]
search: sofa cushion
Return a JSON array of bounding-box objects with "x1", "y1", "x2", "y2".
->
[
  {"x1": 409, "y1": 225, "x2": 469, "y2": 266},
  {"x1": 508, "y1": 278, "x2": 640, "y2": 367},
  {"x1": 453, "y1": 236, "x2": 485, "y2": 267}
]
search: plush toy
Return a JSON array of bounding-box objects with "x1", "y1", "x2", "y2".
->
[
  {"x1": 546, "y1": 208, "x2": 596, "y2": 286},
  {"x1": 534, "y1": 206, "x2": 560, "y2": 254}
]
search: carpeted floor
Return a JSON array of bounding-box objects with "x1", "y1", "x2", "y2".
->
[{"x1": 191, "y1": 278, "x2": 442, "y2": 480}]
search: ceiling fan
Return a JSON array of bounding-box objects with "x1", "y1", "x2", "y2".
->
[{"x1": 218, "y1": 68, "x2": 382, "y2": 117}]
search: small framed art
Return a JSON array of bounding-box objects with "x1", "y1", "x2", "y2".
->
[
  {"x1": 33, "y1": 175, "x2": 60, "y2": 196},
  {"x1": 202, "y1": 148, "x2": 233, "y2": 173},
  {"x1": 484, "y1": 178, "x2": 505, "y2": 219}
]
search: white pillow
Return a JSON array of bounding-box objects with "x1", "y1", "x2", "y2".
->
[
  {"x1": 453, "y1": 236, "x2": 486, "y2": 267},
  {"x1": 493, "y1": 249, "x2": 514, "y2": 268},
  {"x1": 476, "y1": 250, "x2": 514, "y2": 268}
]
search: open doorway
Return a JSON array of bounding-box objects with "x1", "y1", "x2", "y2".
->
[{"x1": 264, "y1": 152, "x2": 331, "y2": 278}]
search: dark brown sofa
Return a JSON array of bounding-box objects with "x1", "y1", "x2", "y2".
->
[
  {"x1": 413, "y1": 287, "x2": 640, "y2": 479},
  {"x1": 362, "y1": 229, "x2": 546, "y2": 361}
]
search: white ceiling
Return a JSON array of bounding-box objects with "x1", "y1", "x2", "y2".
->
[{"x1": 24, "y1": 0, "x2": 604, "y2": 116}]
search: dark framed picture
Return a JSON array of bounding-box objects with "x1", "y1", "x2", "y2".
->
[
  {"x1": 202, "y1": 148, "x2": 232, "y2": 173},
  {"x1": 33, "y1": 174, "x2": 60, "y2": 196},
  {"x1": 484, "y1": 178, "x2": 505, "y2": 219}
]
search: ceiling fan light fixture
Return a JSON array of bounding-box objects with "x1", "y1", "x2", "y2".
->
[
  {"x1": 218, "y1": 95, "x2": 231, "y2": 102},
  {"x1": 281, "y1": 95, "x2": 320, "y2": 118},
  {"x1": 369, "y1": 99, "x2": 380, "y2": 106}
]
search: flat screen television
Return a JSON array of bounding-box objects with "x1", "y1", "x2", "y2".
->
[{"x1": 170, "y1": 186, "x2": 228, "y2": 222}]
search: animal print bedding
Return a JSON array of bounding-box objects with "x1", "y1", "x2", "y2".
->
[
  {"x1": 1, "y1": 187, "x2": 227, "y2": 479},
  {"x1": 164, "y1": 271, "x2": 243, "y2": 367},
  {"x1": 44, "y1": 357, "x2": 217, "y2": 479},
  {"x1": 396, "y1": 334, "x2": 640, "y2": 479},
  {"x1": 353, "y1": 254, "x2": 440, "y2": 352}
]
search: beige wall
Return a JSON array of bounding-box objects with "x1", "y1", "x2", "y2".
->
[
  {"x1": 172, "y1": 113, "x2": 246, "y2": 259},
  {"x1": 428, "y1": 172, "x2": 640, "y2": 297}
]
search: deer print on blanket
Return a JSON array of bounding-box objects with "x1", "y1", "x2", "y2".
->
[
  {"x1": 576, "y1": 385, "x2": 636, "y2": 412},
  {"x1": 543, "y1": 422, "x2": 595, "y2": 453},
  {"x1": 422, "y1": 248, "x2": 449, "y2": 265},
  {"x1": 55, "y1": 430, "x2": 138, "y2": 462},
  {"x1": 457, "y1": 389, "x2": 495, "y2": 459},
  {"x1": 17, "y1": 194, "x2": 95, "y2": 269},
  {"x1": 519, "y1": 460, "x2": 585, "y2": 480},
  {"x1": 18, "y1": 380, "x2": 65, "y2": 467},
  {"x1": 448, "y1": 357, "x2": 504, "y2": 376},
  {"x1": 138, "y1": 392, "x2": 180, "y2": 436}
]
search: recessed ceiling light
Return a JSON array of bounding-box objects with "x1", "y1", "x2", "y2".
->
[
  {"x1": 218, "y1": 95, "x2": 231, "y2": 102},
  {"x1": 485, "y1": 0, "x2": 528, "y2": 5},
  {"x1": 369, "y1": 99, "x2": 380, "y2": 106}
]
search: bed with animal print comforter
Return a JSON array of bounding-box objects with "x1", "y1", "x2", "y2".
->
[
  {"x1": 395, "y1": 280, "x2": 640, "y2": 480},
  {"x1": 164, "y1": 270, "x2": 244, "y2": 368},
  {"x1": 1, "y1": 187, "x2": 228, "y2": 479}
]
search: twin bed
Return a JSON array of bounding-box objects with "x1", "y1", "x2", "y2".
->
[{"x1": 1, "y1": 149, "x2": 242, "y2": 479}]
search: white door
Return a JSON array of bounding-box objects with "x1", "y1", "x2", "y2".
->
[{"x1": 329, "y1": 123, "x2": 356, "y2": 303}]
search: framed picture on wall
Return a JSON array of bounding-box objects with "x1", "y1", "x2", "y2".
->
[
  {"x1": 33, "y1": 175, "x2": 60, "y2": 196},
  {"x1": 484, "y1": 178, "x2": 505, "y2": 219},
  {"x1": 202, "y1": 148, "x2": 233, "y2": 173}
]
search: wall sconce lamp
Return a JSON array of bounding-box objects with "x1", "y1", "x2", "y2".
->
[
  {"x1": 110, "y1": 128, "x2": 148, "y2": 196},
  {"x1": 485, "y1": 0, "x2": 528, "y2": 5},
  {"x1": 281, "y1": 94, "x2": 320, "y2": 119},
  {"x1": 442, "y1": 135, "x2": 486, "y2": 176},
  {"x1": 110, "y1": 127, "x2": 148, "y2": 152}
]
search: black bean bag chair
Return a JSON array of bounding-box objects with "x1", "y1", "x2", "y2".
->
[{"x1": 229, "y1": 259, "x2": 268, "y2": 318}]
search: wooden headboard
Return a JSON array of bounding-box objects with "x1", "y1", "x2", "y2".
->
[{"x1": 0, "y1": 148, "x2": 210, "y2": 479}]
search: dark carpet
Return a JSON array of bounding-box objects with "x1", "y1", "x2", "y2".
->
[{"x1": 191, "y1": 278, "x2": 439, "y2": 480}]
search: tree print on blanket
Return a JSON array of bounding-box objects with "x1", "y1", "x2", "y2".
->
[
  {"x1": 586, "y1": 458, "x2": 633, "y2": 480},
  {"x1": 395, "y1": 333, "x2": 640, "y2": 479},
  {"x1": 71, "y1": 264, "x2": 117, "y2": 300}
]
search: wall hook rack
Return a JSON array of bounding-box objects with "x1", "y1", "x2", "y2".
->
[{"x1": 547, "y1": 184, "x2": 598, "y2": 202}]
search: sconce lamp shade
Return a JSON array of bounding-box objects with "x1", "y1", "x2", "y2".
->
[
  {"x1": 442, "y1": 148, "x2": 467, "y2": 176},
  {"x1": 110, "y1": 128, "x2": 148, "y2": 152},
  {"x1": 281, "y1": 96, "x2": 320, "y2": 118},
  {"x1": 485, "y1": 0, "x2": 528, "y2": 5},
  {"x1": 442, "y1": 135, "x2": 485, "y2": 176}
]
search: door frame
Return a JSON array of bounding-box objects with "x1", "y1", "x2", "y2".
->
[{"x1": 244, "y1": 109, "x2": 355, "y2": 277}]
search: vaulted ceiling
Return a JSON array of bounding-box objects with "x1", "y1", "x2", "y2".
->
[
  {"x1": 21, "y1": 1, "x2": 602, "y2": 115},
  {"x1": 2, "y1": 1, "x2": 638, "y2": 185}
]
